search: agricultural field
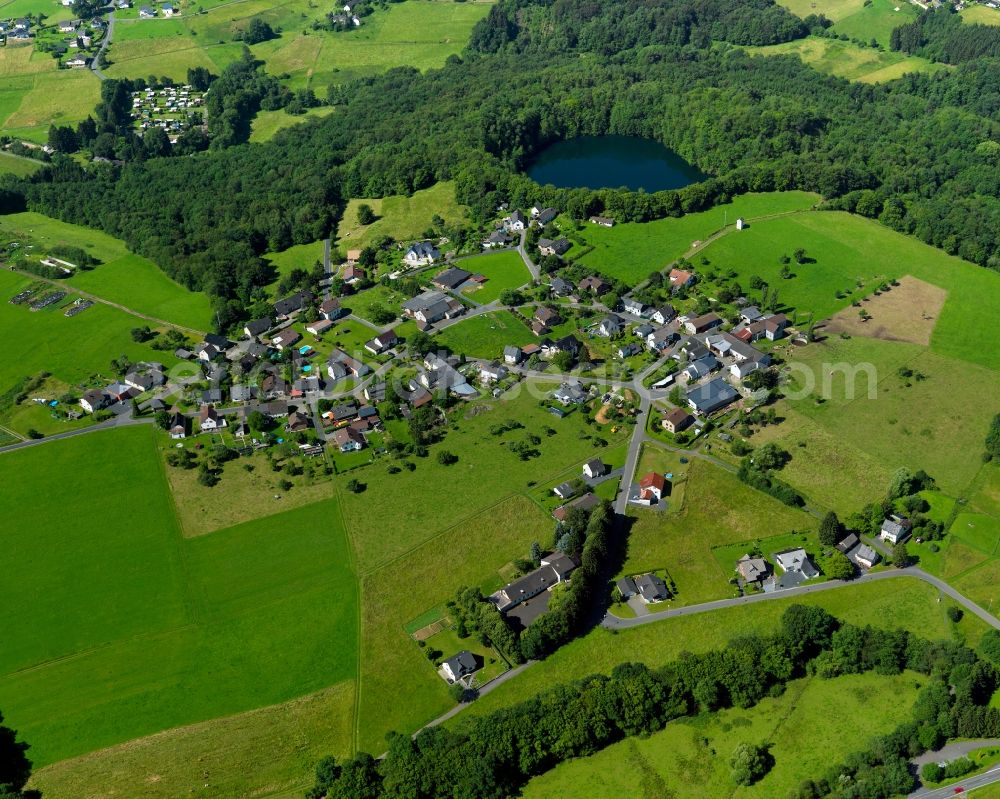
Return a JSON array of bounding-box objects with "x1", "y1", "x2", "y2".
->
[
  {"x1": 103, "y1": 0, "x2": 492, "y2": 92},
  {"x1": 573, "y1": 190, "x2": 819, "y2": 284},
  {"x1": 0, "y1": 149, "x2": 41, "y2": 176},
  {"x1": 962, "y1": 3, "x2": 1000, "y2": 25},
  {"x1": 775, "y1": 0, "x2": 919, "y2": 46},
  {"x1": 520, "y1": 671, "x2": 923, "y2": 799},
  {"x1": 459, "y1": 250, "x2": 531, "y2": 304},
  {"x1": 336, "y1": 181, "x2": 469, "y2": 252},
  {"x1": 0, "y1": 212, "x2": 213, "y2": 330},
  {"x1": 436, "y1": 309, "x2": 535, "y2": 358},
  {"x1": 0, "y1": 271, "x2": 183, "y2": 396},
  {"x1": 621, "y1": 451, "x2": 817, "y2": 605},
  {"x1": 249, "y1": 106, "x2": 335, "y2": 143},
  {"x1": 0, "y1": 426, "x2": 358, "y2": 770},
  {"x1": 746, "y1": 36, "x2": 944, "y2": 83},
  {"x1": 697, "y1": 210, "x2": 1000, "y2": 370},
  {"x1": 781, "y1": 335, "x2": 999, "y2": 497}
]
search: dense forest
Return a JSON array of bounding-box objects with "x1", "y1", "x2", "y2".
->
[
  {"x1": 891, "y1": 7, "x2": 1000, "y2": 63},
  {"x1": 305, "y1": 605, "x2": 1000, "y2": 799},
  {"x1": 10, "y1": 0, "x2": 1000, "y2": 329}
]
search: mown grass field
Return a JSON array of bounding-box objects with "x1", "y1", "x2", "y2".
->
[
  {"x1": 436, "y1": 309, "x2": 535, "y2": 357},
  {"x1": 746, "y1": 36, "x2": 944, "y2": 83},
  {"x1": 0, "y1": 271, "x2": 183, "y2": 395},
  {"x1": 338, "y1": 388, "x2": 630, "y2": 571},
  {"x1": 0, "y1": 426, "x2": 358, "y2": 769},
  {"x1": 0, "y1": 150, "x2": 42, "y2": 176},
  {"x1": 249, "y1": 106, "x2": 335, "y2": 143},
  {"x1": 0, "y1": 212, "x2": 213, "y2": 330},
  {"x1": 623, "y1": 452, "x2": 817, "y2": 604},
  {"x1": 574, "y1": 191, "x2": 819, "y2": 283},
  {"x1": 264, "y1": 239, "x2": 326, "y2": 299},
  {"x1": 520, "y1": 671, "x2": 923, "y2": 799},
  {"x1": 459, "y1": 250, "x2": 531, "y2": 304},
  {"x1": 776, "y1": 0, "x2": 919, "y2": 46},
  {"x1": 963, "y1": 4, "x2": 1000, "y2": 25},
  {"x1": 0, "y1": 60, "x2": 101, "y2": 143},
  {"x1": 103, "y1": 0, "x2": 491, "y2": 91},
  {"x1": 782, "y1": 335, "x2": 1000, "y2": 497},
  {"x1": 336, "y1": 181, "x2": 468, "y2": 251},
  {"x1": 32, "y1": 681, "x2": 356, "y2": 799},
  {"x1": 699, "y1": 211, "x2": 1000, "y2": 370}
]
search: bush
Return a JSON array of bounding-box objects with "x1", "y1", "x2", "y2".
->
[
  {"x1": 730, "y1": 742, "x2": 772, "y2": 786},
  {"x1": 437, "y1": 450, "x2": 458, "y2": 465},
  {"x1": 921, "y1": 762, "x2": 944, "y2": 784},
  {"x1": 947, "y1": 606, "x2": 964, "y2": 623}
]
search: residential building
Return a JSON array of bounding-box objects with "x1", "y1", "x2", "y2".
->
[
  {"x1": 244, "y1": 317, "x2": 273, "y2": 338},
  {"x1": 333, "y1": 426, "x2": 366, "y2": 452},
  {"x1": 635, "y1": 573, "x2": 668, "y2": 603},
  {"x1": 479, "y1": 361, "x2": 508, "y2": 384},
  {"x1": 432, "y1": 267, "x2": 472, "y2": 290},
  {"x1": 651, "y1": 305, "x2": 677, "y2": 325},
  {"x1": 685, "y1": 312, "x2": 724, "y2": 335},
  {"x1": 305, "y1": 319, "x2": 333, "y2": 336},
  {"x1": 493, "y1": 555, "x2": 576, "y2": 612},
  {"x1": 686, "y1": 377, "x2": 739, "y2": 415},
  {"x1": 319, "y1": 298, "x2": 345, "y2": 321},
  {"x1": 622, "y1": 298, "x2": 647, "y2": 316},
  {"x1": 537, "y1": 237, "x2": 570, "y2": 257},
  {"x1": 775, "y1": 548, "x2": 819, "y2": 579},
  {"x1": 441, "y1": 651, "x2": 477, "y2": 683},
  {"x1": 616, "y1": 576, "x2": 638, "y2": 599},
  {"x1": 503, "y1": 345, "x2": 523, "y2": 365},
  {"x1": 880, "y1": 516, "x2": 912, "y2": 545},
  {"x1": 579, "y1": 275, "x2": 611, "y2": 295},
  {"x1": 550, "y1": 277, "x2": 574, "y2": 296},
  {"x1": 403, "y1": 241, "x2": 440, "y2": 266},
  {"x1": 365, "y1": 329, "x2": 399, "y2": 355},
  {"x1": 589, "y1": 215, "x2": 614, "y2": 227},
  {"x1": 274, "y1": 290, "x2": 311, "y2": 318},
  {"x1": 198, "y1": 404, "x2": 224, "y2": 432},
  {"x1": 597, "y1": 314, "x2": 624, "y2": 338},
  {"x1": 553, "y1": 481, "x2": 577, "y2": 500},
  {"x1": 533, "y1": 306, "x2": 561, "y2": 329},
  {"x1": 271, "y1": 328, "x2": 302, "y2": 351},
  {"x1": 79, "y1": 389, "x2": 108, "y2": 413},
  {"x1": 552, "y1": 492, "x2": 600, "y2": 522},
  {"x1": 737, "y1": 554, "x2": 769, "y2": 585},
  {"x1": 552, "y1": 381, "x2": 588, "y2": 406},
  {"x1": 638, "y1": 472, "x2": 667, "y2": 502},
  {"x1": 661, "y1": 407, "x2": 692, "y2": 434},
  {"x1": 582, "y1": 458, "x2": 606, "y2": 479},
  {"x1": 668, "y1": 268, "x2": 694, "y2": 288}
]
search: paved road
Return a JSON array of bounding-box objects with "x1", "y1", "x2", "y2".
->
[
  {"x1": 90, "y1": 11, "x2": 115, "y2": 80},
  {"x1": 614, "y1": 393, "x2": 650, "y2": 514},
  {"x1": 908, "y1": 765, "x2": 1000, "y2": 798},
  {"x1": 517, "y1": 229, "x2": 539, "y2": 282},
  {"x1": 913, "y1": 741, "x2": 1000, "y2": 768},
  {"x1": 602, "y1": 567, "x2": 1000, "y2": 631},
  {"x1": 0, "y1": 413, "x2": 151, "y2": 455}
]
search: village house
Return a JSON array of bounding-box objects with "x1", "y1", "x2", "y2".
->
[
  {"x1": 616, "y1": 576, "x2": 638, "y2": 599},
  {"x1": 622, "y1": 298, "x2": 647, "y2": 317},
  {"x1": 198, "y1": 404, "x2": 225, "y2": 433},
  {"x1": 683, "y1": 354, "x2": 719, "y2": 381},
  {"x1": 651, "y1": 305, "x2": 677, "y2": 325},
  {"x1": 854, "y1": 544, "x2": 881, "y2": 569},
  {"x1": 685, "y1": 312, "x2": 724, "y2": 335},
  {"x1": 635, "y1": 573, "x2": 669, "y2": 603},
  {"x1": 553, "y1": 481, "x2": 577, "y2": 500},
  {"x1": 365, "y1": 329, "x2": 399, "y2": 355},
  {"x1": 327, "y1": 348, "x2": 370, "y2": 380},
  {"x1": 533, "y1": 306, "x2": 561, "y2": 330},
  {"x1": 244, "y1": 317, "x2": 273, "y2": 338},
  {"x1": 541, "y1": 335, "x2": 580, "y2": 359},
  {"x1": 736, "y1": 555, "x2": 769, "y2": 586},
  {"x1": 483, "y1": 230, "x2": 512, "y2": 249},
  {"x1": 617, "y1": 342, "x2": 641, "y2": 359},
  {"x1": 503, "y1": 345, "x2": 523, "y2": 365},
  {"x1": 319, "y1": 298, "x2": 345, "y2": 321},
  {"x1": 661, "y1": 407, "x2": 693, "y2": 434},
  {"x1": 139, "y1": 4, "x2": 155, "y2": 17},
  {"x1": 231, "y1": 385, "x2": 257, "y2": 403},
  {"x1": 401, "y1": 291, "x2": 465, "y2": 326},
  {"x1": 333, "y1": 426, "x2": 366, "y2": 452},
  {"x1": 638, "y1": 471, "x2": 667, "y2": 503},
  {"x1": 441, "y1": 651, "x2": 477, "y2": 683},
  {"x1": 589, "y1": 215, "x2": 615, "y2": 227},
  {"x1": 597, "y1": 314, "x2": 624, "y2": 338},
  {"x1": 634, "y1": 323, "x2": 654, "y2": 339},
  {"x1": 583, "y1": 458, "x2": 606, "y2": 479},
  {"x1": 168, "y1": 408, "x2": 187, "y2": 439},
  {"x1": 271, "y1": 328, "x2": 302, "y2": 351},
  {"x1": 740, "y1": 306, "x2": 763, "y2": 324},
  {"x1": 550, "y1": 276, "x2": 574, "y2": 297},
  {"x1": 342, "y1": 265, "x2": 363, "y2": 285},
  {"x1": 538, "y1": 238, "x2": 570, "y2": 257},
  {"x1": 403, "y1": 241, "x2": 440, "y2": 267},
  {"x1": 503, "y1": 210, "x2": 526, "y2": 232},
  {"x1": 578, "y1": 275, "x2": 611, "y2": 295},
  {"x1": 432, "y1": 267, "x2": 472, "y2": 291},
  {"x1": 273, "y1": 291, "x2": 312, "y2": 319},
  {"x1": 646, "y1": 326, "x2": 676, "y2": 353},
  {"x1": 552, "y1": 492, "x2": 600, "y2": 521},
  {"x1": 668, "y1": 268, "x2": 694, "y2": 289},
  {"x1": 479, "y1": 361, "x2": 508, "y2": 384},
  {"x1": 305, "y1": 319, "x2": 334, "y2": 336},
  {"x1": 493, "y1": 553, "x2": 576, "y2": 612},
  {"x1": 533, "y1": 207, "x2": 558, "y2": 225},
  {"x1": 552, "y1": 381, "x2": 587, "y2": 406},
  {"x1": 763, "y1": 313, "x2": 789, "y2": 341},
  {"x1": 79, "y1": 389, "x2": 108, "y2": 414},
  {"x1": 774, "y1": 548, "x2": 819, "y2": 582},
  {"x1": 880, "y1": 515, "x2": 912, "y2": 545},
  {"x1": 686, "y1": 377, "x2": 739, "y2": 415}
]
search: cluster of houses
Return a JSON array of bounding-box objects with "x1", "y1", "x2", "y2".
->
[
  {"x1": 401, "y1": 290, "x2": 466, "y2": 330},
  {"x1": 483, "y1": 206, "x2": 566, "y2": 253},
  {"x1": 139, "y1": 2, "x2": 177, "y2": 18},
  {"x1": 327, "y1": 0, "x2": 364, "y2": 29},
  {"x1": 735, "y1": 547, "x2": 820, "y2": 593},
  {"x1": 617, "y1": 573, "x2": 669, "y2": 604},
  {"x1": 131, "y1": 85, "x2": 204, "y2": 135},
  {"x1": 0, "y1": 17, "x2": 32, "y2": 42},
  {"x1": 53, "y1": 15, "x2": 107, "y2": 67},
  {"x1": 78, "y1": 362, "x2": 166, "y2": 415}
]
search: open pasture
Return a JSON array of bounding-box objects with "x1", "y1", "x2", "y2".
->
[
  {"x1": 574, "y1": 191, "x2": 818, "y2": 284},
  {"x1": 0, "y1": 212, "x2": 212, "y2": 329},
  {"x1": 459, "y1": 250, "x2": 531, "y2": 304},
  {"x1": 0, "y1": 426, "x2": 358, "y2": 768}
]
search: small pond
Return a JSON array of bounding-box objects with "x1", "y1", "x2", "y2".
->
[{"x1": 526, "y1": 135, "x2": 707, "y2": 192}]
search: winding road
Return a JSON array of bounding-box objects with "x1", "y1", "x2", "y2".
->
[{"x1": 90, "y1": 11, "x2": 115, "y2": 80}]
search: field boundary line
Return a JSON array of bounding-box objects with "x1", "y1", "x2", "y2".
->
[{"x1": 335, "y1": 483, "x2": 364, "y2": 754}]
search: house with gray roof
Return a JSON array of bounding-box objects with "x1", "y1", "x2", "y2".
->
[
  {"x1": 686, "y1": 377, "x2": 739, "y2": 415},
  {"x1": 635, "y1": 573, "x2": 669, "y2": 603},
  {"x1": 441, "y1": 651, "x2": 478, "y2": 683}
]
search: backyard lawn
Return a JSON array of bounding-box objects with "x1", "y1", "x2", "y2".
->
[
  {"x1": 436, "y1": 310, "x2": 534, "y2": 359},
  {"x1": 459, "y1": 250, "x2": 531, "y2": 304}
]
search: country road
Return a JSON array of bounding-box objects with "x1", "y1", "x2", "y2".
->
[
  {"x1": 908, "y1": 765, "x2": 1000, "y2": 798},
  {"x1": 601, "y1": 567, "x2": 1000, "y2": 631},
  {"x1": 90, "y1": 11, "x2": 115, "y2": 80}
]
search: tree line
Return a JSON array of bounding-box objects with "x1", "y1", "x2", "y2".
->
[{"x1": 307, "y1": 604, "x2": 1000, "y2": 798}]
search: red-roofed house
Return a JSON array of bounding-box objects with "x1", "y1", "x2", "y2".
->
[{"x1": 638, "y1": 471, "x2": 667, "y2": 502}]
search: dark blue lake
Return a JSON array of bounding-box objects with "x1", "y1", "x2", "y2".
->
[{"x1": 526, "y1": 135, "x2": 707, "y2": 192}]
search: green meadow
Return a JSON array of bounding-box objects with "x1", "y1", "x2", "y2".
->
[
  {"x1": 264, "y1": 238, "x2": 327, "y2": 299},
  {"x1": 962, "y1": 4, "x2": 1000, "y2": 25},
  {"x1": 0, "y1": 426, "x2": 358, "y2": 768},
  {"x1": 746, "y1": 36, "x2": 944, "y2": 83},
  {"x1": 0, "y1": 271, "x2": 183, "y2": 395},
  {"x1": 435, "y1": 309, "x2": 535, "y2": 358},
  {"x1": 0, "y1": 55, "x2": 100, "y2": 142},
  {"x1": 250, "y1": 106, "x2": 335, "y2": 143},
  {"x1": 0, "y1": 150, "x2": 42, "y2": 177},
  {"x1": 0, "y1": 212, "x2": 213, "y2": 330},
  {"x1": 521, "y1": 672, "x2": 922, "y2": 799},
  {"x1": 336, "y1": 181, "x2": 469, "y2": 251},
  {"x1": 459, "y1": 249, "x2": 532, "y2": 304},
  {"x1": 574, "y1": 191, "x2": 819, "y2": 283},
  {"x1": 776, "y1": 0, "x2": 919, "y2": 47}
]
